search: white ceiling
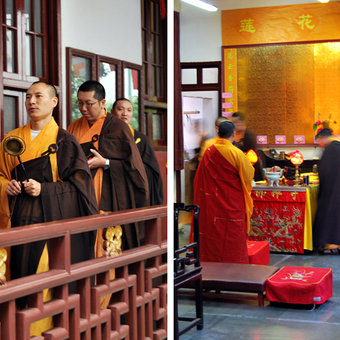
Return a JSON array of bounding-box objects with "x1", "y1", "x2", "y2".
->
[{"x1": 203, "y1": 0, "x2": 337, "y2": 11}]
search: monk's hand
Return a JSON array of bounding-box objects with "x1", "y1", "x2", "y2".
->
[
  {"x1": 88, "y1": 149, "x2": 106, "y2": 169},
  {"x1": 23, "y1": 179, "x2": 41, "y2": 197},
  {"x1": 6, "y1": 179, "x2": 22, "y2": 196}
]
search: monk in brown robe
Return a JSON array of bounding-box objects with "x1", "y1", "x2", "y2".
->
[
  {"x1": 192, "y1": 120, "x2": 254, "y2": 263},
  {"x1": 68, "y1": 81, "x2": 149, "y2": 251},
  {"x1": 0, "y1": 81, "x2": 98, "y2": 332},
  {"x1": 111, "y1": 98, "x2": 163, "y2": 206}
]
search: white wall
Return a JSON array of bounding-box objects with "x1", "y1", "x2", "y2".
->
[
  {"x1": 180, "y1": 2, "x2": 221, "y2": 62},
  {"x1": 60, "y1": 0, "x2": 142, "y2": 127}
]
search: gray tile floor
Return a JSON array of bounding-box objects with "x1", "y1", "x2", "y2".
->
[{"x1": 177, "y1": 224, "x2": 340, "y2": 340}]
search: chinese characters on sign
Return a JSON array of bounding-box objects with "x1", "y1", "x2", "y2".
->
[
  {"x1": 297, "y1": 14, "x2": 315, "y2": 30},
  {"x1": 223, "y1": 49, "x2": 238, "y2": 115},
  {"x1": 239, "y1": 18, "x2": 256, "y2": 33}
]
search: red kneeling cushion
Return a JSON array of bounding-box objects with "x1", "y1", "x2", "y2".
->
[
  {"x1": 247, "y1": 241, "x2": 270, "y2": 265},
  {"x1": 266, "y1": 266, "x2": 332, "y2": 304}
]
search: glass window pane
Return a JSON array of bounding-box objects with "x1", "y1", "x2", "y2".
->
[
  {"x1": 143, "y1": 64, "x2": 148, "y2": 96},
  {"x1": 35, "y1": 0, "x2": 41, "y2": 33},
  {"x1": 142, "y1": 31, "x2": 146, "y2": 61},
  {"x1": 99, "y1": 62, "x2": 116, "y2": 112},
  {"x1": 152, "y1": 113, "x2": 162, "y2": 141},
  {"x1": 124, "y1": 68, "x2": 139, "y2": 130},
  {"x1": 141, "y1": 0, "x2": 145, "y2": 27},
  {"x1": 152, "y1": 34, "x2": 156, "y2": 64},
  {"x1": 144, "y1": 113, "x2": 147, "y2": 135},
  {"x1": 154, "y1": 2, "x2": 160, "y2": 33},
  {"x1": 71, "y1": 56, "x2": 91, "y2": 122},
  {"x1": 181, "y1": 69, "x2": 197, "y2": 85},
  {"x1": 6, "y1": 0, "x2": 14, "y2": 26},
  {"x1": 157, "y1": 67, "x2": 161, "y2": 98},
  {"x1": 6, "y1": 30, "x2": 15, "y2": 72},
  {"x1": 4, "y1": 96, "x2": 17, "y2": 135},
  {"x1": 202, "y1": 68, "x2": 219, "y2": 84},
  {"x1": 36, "y1": 36, "x2": 43, "y2": 77},
  {"x1": 25, "y1": 34, "x2": 33, "y2": 75},
  {"x1": 24, "y1": 0, "x2": 31, "y2": 31},
  {"x1": 152, "y1": 34, "x2": 160, "y2": 65},
  {"x1": 152, "y1": 66, "x2": 156, "y2": 97},
  {"x1": 156, "y1": 35, "x2": 160, "y2": 65},
  {"x1": 151, "y1": 1, "x2": 154, "y2": 31}
]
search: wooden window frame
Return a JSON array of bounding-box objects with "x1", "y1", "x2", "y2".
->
[
  {"x1": 181, "y1": 61, "x2": 222, "y2": 114},
  {"x1": 97, "y1": 55, "x2": 122, "y2": 97},
  {"x1": 66, "y1": 48, "x2": 145, "y2": 129},
  {"x1": 66, "y1": 47, "x2": 96, "y2": 127},
  {"x1": 1, "y1": 0, "x2": 62, "y2": 128},
  {"x1": 142, "y1": 0, "x2": 167, "y2": 103},
  {"x1": 2, "y1": 0, "x2": 52, "y2": 83},
  {"x1": 142, "y1": 0, "x2": 167, "y2": 150},
  {"x1": 2, "y1": 89, "x2": 25, "y2": 139},
  {"x1": 122, "y1": 61, "x2": 144, "y2": 132}
]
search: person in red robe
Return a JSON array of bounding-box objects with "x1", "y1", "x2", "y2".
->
[{"x1": 192, "y1": 120, "x2": 254, "y2": 263}]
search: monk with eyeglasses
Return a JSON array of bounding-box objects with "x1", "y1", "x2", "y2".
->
[{"x1": 68, "y1": 80, "x2": 149, "y2": 256}]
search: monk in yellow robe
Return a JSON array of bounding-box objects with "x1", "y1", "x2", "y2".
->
[
  {"x1": 0, "y1": 81, "x2": 98, "y2": 333},
  {"x1": 192, "y1": 120, "x2": 254, "y2": 263}
]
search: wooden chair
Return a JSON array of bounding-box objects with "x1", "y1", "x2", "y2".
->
[{"x1": 174, "y1": 203, "x2": 203, "y2": 339}]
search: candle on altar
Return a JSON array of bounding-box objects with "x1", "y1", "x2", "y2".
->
[
  {"x1": 246, "y1": 149, "x2": 258, "y2": 165},
  {"x1": 289, "y1": 150, "x2": 304, "y2": 186}
]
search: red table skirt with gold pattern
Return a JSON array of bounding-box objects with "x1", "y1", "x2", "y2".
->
[{"x1": 249, "y1": 189, "x2": 306, "y2": 253}]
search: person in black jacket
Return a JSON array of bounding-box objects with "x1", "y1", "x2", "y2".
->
[
  {"x1": 314, "y1": 128, "x2": 340, "y2": 254},
  {"x1": 231, "y1": 112, "x2": 264, "y2": 181}
]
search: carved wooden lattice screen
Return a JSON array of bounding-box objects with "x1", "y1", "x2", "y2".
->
[{"x1": 0, "y1": 206, "x2": 167, "y2": 340}]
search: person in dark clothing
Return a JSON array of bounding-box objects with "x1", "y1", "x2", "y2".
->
[
  {"x1": 313, "y1": 128, "x2": 340, "y2": 254},
  {"x1": 0, "y1": 81, "x2": 98, "y2": 311},
  {"x1": 68, "y1": 82, "x2": 149, "y2": 251},
  {"x1": 111, "y1": 98, "x2": 163, "y2": 206},
  {"x1": 231, "y1": 112, "x2": 264, "y2": 181}
]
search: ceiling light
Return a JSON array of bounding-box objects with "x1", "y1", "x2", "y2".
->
[
  {"x1": 318, "y1": 0, "x2": 330, "y2": 3},
  {"x1": 181, "y1": 0, "x2": 218, "y2": 12}
]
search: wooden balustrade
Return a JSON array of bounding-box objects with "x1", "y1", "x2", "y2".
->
[{"x1": 0, "y1": 205, "x2": 167, "y2": 340}]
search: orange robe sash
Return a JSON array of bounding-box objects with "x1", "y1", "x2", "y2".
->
[{"x1": 68, "y1": 113, "x2": 106, "y2": 206}]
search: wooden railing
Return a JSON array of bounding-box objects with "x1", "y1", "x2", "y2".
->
[{"x1": 0, "y1": 206, "x2": 167, "y2": 340}]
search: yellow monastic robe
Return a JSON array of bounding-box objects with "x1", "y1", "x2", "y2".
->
[
  {"x1": 0, "y1": 118, "x2": 60, "y2": 335},
  {"x1": 198, "y1": 137, "x2": 217, "y2": 162},
  {"x1": 68, "y1": 112, "x2": 106, "y2": 207},
  {"x1": 213, "y1": 137, "x2": 254, "y2": 232}
]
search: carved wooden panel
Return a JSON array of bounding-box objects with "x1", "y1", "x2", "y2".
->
[{"x1": 0, "y1": 206, "x2": 167, "y2": 340}]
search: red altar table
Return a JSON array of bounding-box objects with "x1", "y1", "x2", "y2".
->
[{"x1": 249, "y1": 185, "x2": 316, "y2": 254}]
